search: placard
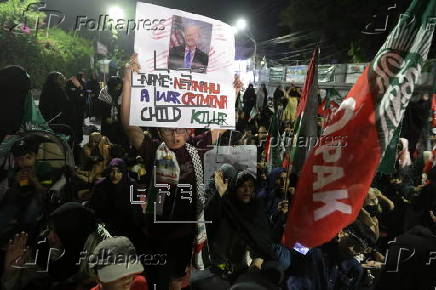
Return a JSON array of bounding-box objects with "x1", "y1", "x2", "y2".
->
[{"x1": 131, "y1": 3, "x2": 236, "y2": 129}]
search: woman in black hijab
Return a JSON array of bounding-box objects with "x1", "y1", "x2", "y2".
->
[
  {"x1": 39, "y1": 72, "x2": 74, "y2": 128},
  {"x1": 95, "y1": 76, "x2": 127, "y2": 146},
  {"x1": 0, "y1": 65, "x2": 31, "y2": 143},
  {"x1": 29, "y1": 202, "x2": 98, "y2": 283},
  {"x1": 88, "y1": 158, "x2": 145, "y2": 252},
  {"x1": 198, "y1": 170, "x2": 280, "y2": 289},
  {"x1": 242, "y1": 84, "x2": 256, "y2": 121}
]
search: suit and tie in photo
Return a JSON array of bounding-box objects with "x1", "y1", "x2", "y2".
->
[{"x1": 168, "y1": 25, "x2": 210, "y2": 73}]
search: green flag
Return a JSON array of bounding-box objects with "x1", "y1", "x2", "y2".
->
[{"x1": 291, "y1": 47, "x2": 319, "y2": 174}]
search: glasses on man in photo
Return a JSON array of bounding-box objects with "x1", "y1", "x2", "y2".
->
[{"x1": 159, "y1": 128, "x2": 188, "y2": 136}]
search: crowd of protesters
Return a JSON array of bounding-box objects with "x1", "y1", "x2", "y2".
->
[{"x1": 0, "y1": 55, "x2": 435, "y2": 290}]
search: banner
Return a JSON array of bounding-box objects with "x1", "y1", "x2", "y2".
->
[
  {"x1": 284, "y1": 0, "x2": 435, "y2": 248},
  {"x1": 130, "y1": 3, "x2": 235, "y2": 129},
  {"x1": 286, "y1": 65, "x2": 335, "y2": 83},
  {"x1": 286, "y1": 65, "x2": 307, "y2": 83},
  {"x1": 269, "y1": 67, "x2": 286, "y2": 82},
  {"x1": 203, "y1": 145, "x2": 257, "y2": 184},
  {"x1": 345, "y1": 64, "x2": 367, "y2": 83}
]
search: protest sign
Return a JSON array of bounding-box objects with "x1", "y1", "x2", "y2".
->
[
  {"x1": 130, "y1": 3, "x2": 236, "y2": 129},
  {"x1": 203, "y1": 145, "x2": 257, "y2": 184}
]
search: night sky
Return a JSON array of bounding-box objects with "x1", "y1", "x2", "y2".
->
[{"x1": 46, "y1": 0, "x2": 290, "y2": 53}]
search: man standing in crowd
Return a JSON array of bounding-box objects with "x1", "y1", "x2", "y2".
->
[{"x1": 121, "y1": 54, "x2": 229, "y2": 290}]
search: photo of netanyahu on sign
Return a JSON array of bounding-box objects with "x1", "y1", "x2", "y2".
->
[{"x1": 167, "y1": 16, "x2": 212, "y2": 73}]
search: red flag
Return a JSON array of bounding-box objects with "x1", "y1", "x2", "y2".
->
[
  {"x1": 295, "y1": 49, "x2": 318, "y2": 119},
  {"x1": 264, "y1": 134, "x2": 271, "y2": 162},
  {"x1": 317, "y1": 98, "x2": 328, "y2": 117},
  {"x1": 432, "y1": 94, "x2": 436, "y2": 132},
  {"x1": 283, "y1": 0, "x2": 435, "y2": 248}
]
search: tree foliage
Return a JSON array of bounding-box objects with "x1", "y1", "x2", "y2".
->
[{"x1": 0, "y1": 0, "x2": 94, "y2": 88}]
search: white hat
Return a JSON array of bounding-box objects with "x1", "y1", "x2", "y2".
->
[{"x1": 91, "y1": 236, "x2": 144, "y2": 282}]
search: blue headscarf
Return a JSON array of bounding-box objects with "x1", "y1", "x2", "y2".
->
[{"x1": 257, "y1": 167, "x2": 286, "y2": 218}]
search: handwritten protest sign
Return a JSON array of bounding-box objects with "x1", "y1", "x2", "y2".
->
[{"x1": 130, "y1": 3, "x2": 236, "y2": 129}]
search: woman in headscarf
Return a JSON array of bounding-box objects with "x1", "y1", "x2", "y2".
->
[
  {"x1": 242, "y1": 84, "x2": 256, "y2": 121},
  {"x1": 204, "y1": 163, "x2": 237, "y2": 243},
  {"x1": 197, "y1": 169, "x2": 280, "y2": 289},
  {"x1": 95, "y1": 76, "x2": 128, "y2": 147},
  {"x1": 257, "y1": 168, "x2": 287, "y2": 217},
  {"x1": 282, "y1": 86, "x2": 298, "y2": 124},
  {"x1": 0, "y1": 65, "x2": 30, "y2": 143},
  {"x1": 1, "y1": 203, "x2": 102, "y2": 288},
  {"x1": 39, "y1": 71, "x2": 74, "y2": 128},
  {"x1": 88, "y1": 158, "x2": 145, "y2": 252},
  {"x1": 272, "y1": 85, "x2": 284, "y2": 115}
]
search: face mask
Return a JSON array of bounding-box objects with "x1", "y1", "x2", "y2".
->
[{"x1": 365, "y1": 205, "x2": 379, "y2": 217}]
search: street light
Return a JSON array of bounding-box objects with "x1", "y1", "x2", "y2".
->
[
  {"x1": 107, "y1": 6, "x2": 124, "y2": 20},
  {"x1": 235, "y1": 19, "x2": 247, "y2": 31},
  {"x1": 233, "y1": 18, "x2": 257, "y2": 83}
]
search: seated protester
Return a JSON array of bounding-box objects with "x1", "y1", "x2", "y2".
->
[
  {"x1": 255, "y1": 126, "x2": 268, "y2": 148},
  {"x1": 257, "y1": 168, "x2": 287, "y2": 218},
  {"x1": 1, "y1": 203, "x2": 111, "y2": 289},
  {"x1": 203, "y1": 163, "x2": 237, "y2": 245},
  {"x1": 88, "y1": 158, "x2": 145, "y2": 253},
  {"x1": 286, "y1": 230, "x2": 365, "y2": 290},
  {"x1": 364, "y1": 188, "x2": 398, "y2": 248},
  {"x1": 81, "y1": 132, "x2": 111, "y2": 183},
  {"x1": 196, "y1": 170, "x2": 281, "y2": 289},
  {"x1": 374, "y1": 218, "x2": 436, "y2": 290},
  {"x1": 0, "y1": 65, "x2": 30, "y2": 144},
  {"x1": 364, "y1": 187, "x2": 394, "y2": 216},
  {"x1": 90, "y1": 236, "x2": 147, "y2": 290},
  {"x1": 352, "y1": 207, "x2": 380, "y2": 247},
  {"x1": 349, "y1": 187, "x2": 394, "y2": 249},
  {"x1": 0, "y1": 136, "x2": 47, "y2": 236},
  {"x1": 412, "y1": 166, "x2": 436, "y2": 226},
  {"x1": 0, "y1": 65, "x2": 30, "y2": 204},
  {"x1": 255, "y1": 166, "x2": 268, "y2": 195},
  {"x1": 403, "y1": 166, "x2": 436, "y2": 232}
]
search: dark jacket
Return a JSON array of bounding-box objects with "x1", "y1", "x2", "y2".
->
[
  {"x1": 39, "y1": 74, "x2": 74, "y2": 127},
  {"x1": 375, "y1": 226, "x2": 436, "y2": 290},
  {"x1": 88, "y1": 159, "x2": 145, "y2": 250},
  {"x1": 168, "y1": 45, "x2": 209, "y2": 73},
  {"x1": 0, "y1": 65, "x2": 30, "y2": 142},
  {"x1": 287, "y1": 242, "x2": 364, "y2": 290},
  {"x1": 205, "y1": 171, "x2": 277, "y2": 272},
  {"x1": 65, "y1": 81, "x2": 86, "y2": 144}
]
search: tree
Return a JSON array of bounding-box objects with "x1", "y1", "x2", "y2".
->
[{"x1": 0, "y1": 0, "x2": 94, "y2": 88}]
